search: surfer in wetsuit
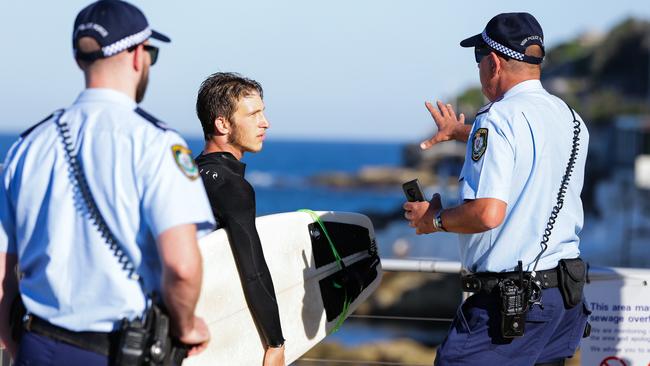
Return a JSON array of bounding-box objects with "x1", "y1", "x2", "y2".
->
[{"x1": 194, "y1": 72, "x2": 285, "y2": 366}]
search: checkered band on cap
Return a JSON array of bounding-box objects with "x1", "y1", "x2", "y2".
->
[
  {"x1": 481, "y1": 30, "x2": 524, "y2": 61},
  {"x1": 101, "y1": 27, "x2": 152, "y2": 57}
]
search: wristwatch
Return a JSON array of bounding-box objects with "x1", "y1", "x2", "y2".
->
[{"x1": 433, "y1": 209, "x2": 446, "y2": 232}]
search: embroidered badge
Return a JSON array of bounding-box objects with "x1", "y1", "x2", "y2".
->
[
  {"x1": 171, "y1": 145, "x2": 199, "y2": 180},
  {"x1": 471, "y1": 128, "x2": 488, "y2": 162}
]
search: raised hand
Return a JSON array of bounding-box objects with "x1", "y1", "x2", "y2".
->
[{"x1": 420, "y1": 101, "x2": 468, "y2": 150}]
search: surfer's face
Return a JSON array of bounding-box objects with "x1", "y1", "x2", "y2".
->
[{"x1": 228, "y1": 93, "x2": 269, "y2": 155}]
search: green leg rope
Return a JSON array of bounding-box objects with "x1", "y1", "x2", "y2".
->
[{"x1": 298, "y1": 209, "x2": 352, "y2": 334}]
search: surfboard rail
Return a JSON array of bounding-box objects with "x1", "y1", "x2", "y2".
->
[{"x1": 186, "y1": 210, "x2": 382, "y2": 366}]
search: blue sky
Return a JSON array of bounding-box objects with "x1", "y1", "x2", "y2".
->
[{"x1": 1, "y1": 1, "x2": 649, "y2": 142}]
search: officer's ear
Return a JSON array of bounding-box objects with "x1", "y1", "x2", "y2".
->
[
  {"x1": 132, "y1": 44, "x2": 145, "y2": 72},
  {"x1": 488, "y1": 52, "x2": 501, "y2": 76},
  {"x1": 214, "y1": 116, "x2": 231, "y2": 135}
]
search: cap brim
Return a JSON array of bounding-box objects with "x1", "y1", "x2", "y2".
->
[
  {"x1": 151, "y1": 29, "x2": 171, "y2": 43},
  {"x1": 460, "y1": 33, "x2": 483, "y2": 48}
]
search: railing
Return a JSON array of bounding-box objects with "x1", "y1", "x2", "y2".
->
[
  {"x1": 2, "y1": 259, "x2": 647, "y2": 366},
  {"x1": 0, "y1": 351, "x2": 8, "y2": 366},
  {"x1": 294, "y1": 259, "x2": 650, "y2": 366},
  {"x1": 293, "y1": 259, "x2": 459, "y2": 365}
]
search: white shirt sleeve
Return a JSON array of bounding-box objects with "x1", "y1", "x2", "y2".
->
[
  {"x1": 138, "y1": 131, "x2": 215, "y2": 239},
  {"x1": 459, "y1": 112, "x2": 515, "y2": 204},
  {"x1": 0, "y1": 166, "x2": 16, "y2": 254}
]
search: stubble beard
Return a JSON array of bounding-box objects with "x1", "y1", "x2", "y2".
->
[
  {"x1": 228, "y1": 122, "x2": 262, "y2": 155},
  {"x1": 135, "y1": 66, "x2": 149, "y2": 103}
]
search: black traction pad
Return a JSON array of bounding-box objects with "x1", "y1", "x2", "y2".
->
[
  {"x1": 308, "y1": 222, "x2": 371, "y2": 268},
  {"x1": 319, "y1": 255, "x2": 380, "y2": 322}
]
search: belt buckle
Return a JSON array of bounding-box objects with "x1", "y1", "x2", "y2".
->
[{"x1": 462, "y1": 276, "x2": 482, "y2": 292}]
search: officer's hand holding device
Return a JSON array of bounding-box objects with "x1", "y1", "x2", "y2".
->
[
  {"x1": 402, "y1": 179, "x2": 444, "y2": 235},
  {"x1": 402, "y1": 179, "x2": 426, "y2": 202}
]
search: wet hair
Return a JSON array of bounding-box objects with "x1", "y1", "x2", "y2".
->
[{"x1": 196, "y1": 72, "x2": 263, "y2": 140}]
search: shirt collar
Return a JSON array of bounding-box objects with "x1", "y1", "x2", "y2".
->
[
  {"x1": 74, "y1": 88, "x2": 138, "y2": 109},
  {"x1": 198, "y1": 151, "x2": 246, "y2": 176},
  {"x1": 502, "y1": 79, "x2": 543, "y2": 99}
]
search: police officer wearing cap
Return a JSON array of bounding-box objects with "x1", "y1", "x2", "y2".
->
[
  {"x1": 404, "y1": 13, "x2": 591, "y2": 365},
  {"x1": 0, "y1": 1, "x2": 215, "y2": 365}
]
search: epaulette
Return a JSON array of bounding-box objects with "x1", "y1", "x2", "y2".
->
[
  {"x1": 135, "y1": 107, "x2": 172, "y2": 131},
  {"x1": 475, "y1": 96, "x2": 504, "y2": 117},
  {"x1": 475, "y1": 103, "x2": 493, "y2": 117},
  {"x1": 20, "y1": 110, "x2": 61, "y2": 138}
]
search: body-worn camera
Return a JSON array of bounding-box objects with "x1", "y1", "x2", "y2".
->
[
  {"x1": 115, "y1": 303, "x2": 187, "y2": 366},
  {"x1": 499, "y1": 279, "x2": 527, "y2": 338},
  {"x1": 116, "y1": 317, "x2": 148, "y2": 365},
  {"x1": 498, "y1": 261, "x2": 532, "y2": 338}
]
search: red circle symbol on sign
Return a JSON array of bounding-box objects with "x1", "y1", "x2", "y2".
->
[{"x1": 599, "y1": 356, "x2": 627, "y2": 366}]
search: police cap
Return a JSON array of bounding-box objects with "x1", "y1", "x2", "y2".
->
[
  {"x1": 73, "y1": 0, "x2": 171, "y2": 62},
  {"x1": 460, "y1": 12, "x2": 545, "y2": 65}
]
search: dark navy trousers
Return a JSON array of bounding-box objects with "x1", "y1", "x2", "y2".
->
[
  {"x1": 14, "y1": 331, "x2": 109, "y2": 366},
  {"x1": 435, "y1": 287, "x2": 590, "y2": 366}
]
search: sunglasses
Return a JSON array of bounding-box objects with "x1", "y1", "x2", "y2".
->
[
  {"x1": 143, "y1": 45, "x2": 159, "y2": 66},
  {"x1": 127, "y1": 44, "x2": 160, "y2": 66},
  {"x1": 474, "y1": 45, "x2": 492, "y2": 64}
]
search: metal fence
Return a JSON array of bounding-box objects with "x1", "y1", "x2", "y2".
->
[{"x1": 1, "y1": 259, "x2": 645, "y2": 366}]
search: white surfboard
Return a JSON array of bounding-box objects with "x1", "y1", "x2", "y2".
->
[{"x1": 185, "y1": 211, "x2": 382, "y2": 366}]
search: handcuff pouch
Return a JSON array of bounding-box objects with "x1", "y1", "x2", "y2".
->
[{"x1": 557, "y1": 258, "x2": 586, "y2": 309}]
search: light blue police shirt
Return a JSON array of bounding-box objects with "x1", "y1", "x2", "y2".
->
[
  {"x1": 458, "y1": 80, "x2": 589, "y2": 273},
  {"x1": 0, "y1": 88, "x2": 215, "y2": 332}
]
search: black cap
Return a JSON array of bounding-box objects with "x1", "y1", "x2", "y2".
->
[
  {"x1": 460, "y1": 12, "x2": 545, "y2": 64},
  {"x1": 73, "y1": 0, "x2": 170, "y2": 61}
]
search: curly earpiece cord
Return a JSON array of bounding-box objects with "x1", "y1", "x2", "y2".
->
[
  {"x1": 55, "y1": 111, "x2": 143, "y2": 286},
  {"x1": 531, "y1": 103, "x2": 581, "y2": 277}
]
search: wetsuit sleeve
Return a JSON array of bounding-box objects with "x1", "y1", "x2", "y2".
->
[
  {"x1": 201, "y1": 169, "x2": 285, "y2": 347},
  {"x1": 459, "y1": 112, "x2": 515, "y2": 204},
  {"x1": 139, "y1": 133, "x2": 215, "y2": 238}
]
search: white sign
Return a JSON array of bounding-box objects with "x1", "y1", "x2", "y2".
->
[
  {"x1": 635, "y1": 155, "x2": 650, "y2": 190},
  {"x1": 582, "y1": 269, "x2": 650, "y2": 366}
]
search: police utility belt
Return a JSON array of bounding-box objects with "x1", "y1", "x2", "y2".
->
[
  {"x1": 460, "y1": 258, "x2": 587, "y2": 339},
  {"x1": 11, "y1": 111, "x2": 188, "y2": 366},
  {"x1": 462, "y1": 265, "x2": 559, "y2": 294},
  {"x1": 461, "y1": 257, "x2": 587, "y2": 307},
  {"x1": 459, "y1": 102, "x2": 587, "y2": 339}
]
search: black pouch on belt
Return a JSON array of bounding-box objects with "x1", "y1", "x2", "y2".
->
[
  {"x1": 557, "y1": 258, "x2": 586, "y2": 309},
  {"x1": 9, "y1": 295, "x2": 26, "y2": 342}
]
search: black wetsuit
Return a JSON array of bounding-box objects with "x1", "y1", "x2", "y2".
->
[{"x1": 195, "y1": 151, "x2": 285, "y2": 347}]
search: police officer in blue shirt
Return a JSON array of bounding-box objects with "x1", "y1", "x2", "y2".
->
[
  {"x1": 405, "y1": 13, "x2": 591, "y2": 366},
  {"x1": 0, "y1": 1, "x2": 215, "y2": 365}
]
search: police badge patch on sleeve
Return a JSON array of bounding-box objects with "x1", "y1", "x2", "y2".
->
[
  {"x1": 171, "y1": 144, "x2": 199, "y2": 180},
  {"x1": 471, "y1": 128, "x2": 488, "y2": 162}
]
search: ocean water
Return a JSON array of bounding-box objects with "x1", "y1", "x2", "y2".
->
[
  {"x1": 187, "y1": 138, "x2": 407, "y2": 216},
  {"x1": 1, "y1": 134, "x2": 406, "y2": 217}
]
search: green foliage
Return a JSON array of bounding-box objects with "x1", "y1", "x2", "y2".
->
[
  {"x1": 457, "y1": 87, "x2": 484, "y2": 112},
  {"x1": 546, "y1": 40, "x2": 590, "y2": 66}
]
